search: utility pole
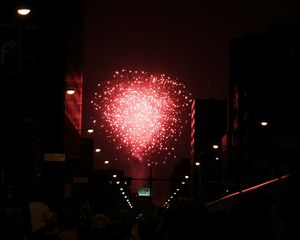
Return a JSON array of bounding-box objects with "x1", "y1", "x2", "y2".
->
[{"x1": 149, "y1": 166, "x2": 153, "y2": 198}]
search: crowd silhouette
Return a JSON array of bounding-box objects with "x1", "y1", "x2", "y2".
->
[{"x1": 0, "y1": 171, "x2": 298, "y2": 240}]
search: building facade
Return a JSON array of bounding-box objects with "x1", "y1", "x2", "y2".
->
[
  {"x1": 0, "y1": 1, "x2": 88, "y2": 204},
  {"x1": 190, "y1": 98, "x2": 227, "y2": 203},
  {"x1": 228, "y1": 24, "x2": 300, "y2": 189}
]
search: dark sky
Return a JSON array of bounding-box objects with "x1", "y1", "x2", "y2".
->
[
  {"x1": 83, "y1": 0, "x2": 300, "y2": 101},
  {"x1": 82, "y1": 0, "x2": 300, "y2": 204}
]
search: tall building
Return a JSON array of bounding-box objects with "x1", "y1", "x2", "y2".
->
[
  {"x1": 190, "y1": 98, "x2": 227, "y2": 203},
  {"x1": 228, "y1": 24, "x2": 300, "y2": 189},
  {"x1": 0, "y1": 0, "x2": 87, "y2": 202}
]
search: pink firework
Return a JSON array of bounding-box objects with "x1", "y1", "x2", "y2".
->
[{"x1": 91, "y1": 69, "x2": 192, "y2": 164}]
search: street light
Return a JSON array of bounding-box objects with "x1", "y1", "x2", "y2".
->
[
  {"x1": 66, "y1": 89, "x2": 75, "y2": 95},
  {"x1": 16, "y1": 1, "x2": 32, "y2": 16},
  {"x1": 75, "y1": 127, "x2": 102, "y2": 151},
  {"x1": 87, "y1": 129, "x2": 94, "y2": 133},
  {"x1": 17, "y1": 8, "x2": 31, "y2": 15},
  {"x1": 95, "y1": 148, "x2": 101, "y2": 153},
  {"x1": 260, "y1": 121, "x2": 268, "y2": 127}
]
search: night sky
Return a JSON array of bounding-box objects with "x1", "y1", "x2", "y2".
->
[
  {"x1": 83, "y1": 0, "x2": 300, "y2": 100},
  {"x1": 82, "y1": 0, "x2": 300, "y2": 204}
]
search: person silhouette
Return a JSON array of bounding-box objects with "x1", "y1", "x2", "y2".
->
[{"x1": 28, "y1": 189, "x2": 57, "y2": 240}]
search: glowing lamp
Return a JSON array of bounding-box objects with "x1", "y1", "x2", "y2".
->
[
  {"x1": 17, "y1": 8, "x2": 31, "y2": 15},
  {"x1": 66, "y1": 89, "x2": 75, "y2": 95},
  {"x1": 260, "y1": 121, "x2": 268, "y2": 126}
]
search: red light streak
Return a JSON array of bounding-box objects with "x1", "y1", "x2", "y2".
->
[{"x1": 205, "y1": 175, "x2": 290, "y2": 207}]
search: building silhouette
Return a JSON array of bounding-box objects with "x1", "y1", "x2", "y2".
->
[
  {"x1": 190, "y1": 98, "x2": 227, "y2": 203},
  {"x1": 0, "y1": 0, "x2": 89, "y2": 205},
  {"x1": 227, "y1": 23, "x2": 300, "y2": 189}
]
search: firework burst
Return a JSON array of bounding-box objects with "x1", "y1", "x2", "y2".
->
[{"x1": 91, "y1": 69, "x2": 192, "y2": 165}]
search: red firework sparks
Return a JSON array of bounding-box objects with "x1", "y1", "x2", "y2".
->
[{"x1": 91, "y1": 69, "x2": 192, "y2": 164}]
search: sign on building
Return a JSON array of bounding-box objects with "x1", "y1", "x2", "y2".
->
[
  {"x1": 44, "y1": 153, "x2": 66, "y2": 162},
  {"x1": 138, "y1": 187, "x2": 151, "y2": 197}
]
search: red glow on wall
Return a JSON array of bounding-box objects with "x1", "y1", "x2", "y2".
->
[{"x1": 65, "y1": 72, "x2": 83, "y2": 133}]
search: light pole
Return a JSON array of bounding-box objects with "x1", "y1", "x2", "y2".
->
[{"x1": 149, "y1": 166, "x2": 153, "y2": 198}]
